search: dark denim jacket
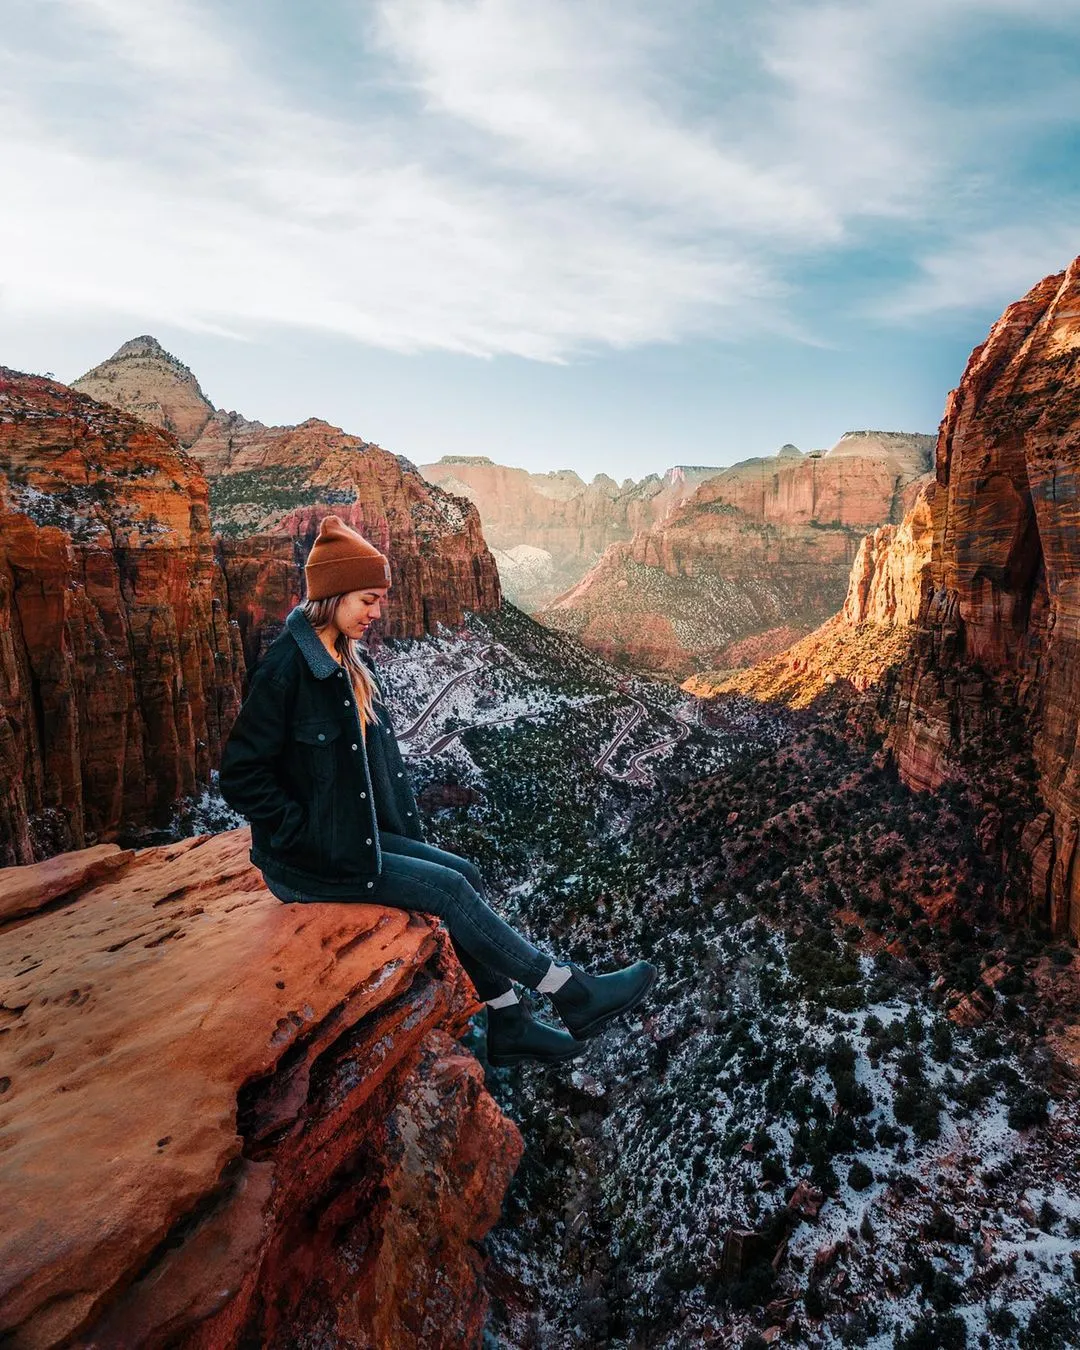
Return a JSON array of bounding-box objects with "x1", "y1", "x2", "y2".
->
[{"x1": 219, "y1": 605, "x2": 425, "y2": 896}]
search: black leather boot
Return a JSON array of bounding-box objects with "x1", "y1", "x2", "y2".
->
[
  {"x1": 485, "y1": 998, "x2": 588, "y2": 1067},
  {"x1": 547, "y1": 960, "x2": 658, "y2": 1040}
]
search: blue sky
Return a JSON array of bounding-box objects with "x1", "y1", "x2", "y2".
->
[{"x1": 2, "y1": 1, "x2": 1078, "y2": 480}]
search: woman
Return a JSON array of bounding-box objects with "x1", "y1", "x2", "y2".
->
[{"x1": 218, "y1": 515, "x2": 657, "y2": 1067}]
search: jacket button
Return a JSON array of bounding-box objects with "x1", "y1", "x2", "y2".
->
[
  {"x1": 317, "y1": 733, "x2": 325, "y2": 741},
  {"x1": 406, "y1": 811, "x2": 413, "y2": 817},
  {"x1": 366, "y1": 881, "x2": 373, "y2": 889},
  {"x1": 396, "y1": 771, "x2": 403, "y2": 777},
  {"x1": 344, "y1": 699, "x2": 350, "y2": 706},
  {"x1": 360, "y1": 791, "x2": 366, "y2": 798},
  {"x1": 365, "y1": 837, "x2": 372, "y2": 845},
  {"x1": 351, "y1": 743, "x2": 358, "y2": 751}
]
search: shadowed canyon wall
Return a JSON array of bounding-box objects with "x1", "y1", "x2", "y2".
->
[
  {"x1": 0, "y1": 368, "x2": 245, "y2": 864},
  {"x1": 887, "y1": 259, "x2": 1080, "y2": 939},
  {"x1": 2, "y1": 343, "x2": 502, "y2": 861}
]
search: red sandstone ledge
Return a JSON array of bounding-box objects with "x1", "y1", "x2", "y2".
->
[{"x1": 0, "y1": 829, "x2": 522, "y2": 1349}]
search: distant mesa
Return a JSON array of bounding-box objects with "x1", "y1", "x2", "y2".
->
[
  {"x1": 419, "y1": 454, "x2": 724, "y2": 612},
  {"x1": 824, "y1": 430, "x2": 935, "y2": 459},
  {"x1": 533, "y1": 432, "x2": 935, "y2": 677}
]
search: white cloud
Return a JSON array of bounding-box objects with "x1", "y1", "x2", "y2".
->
[
  {"x1": 0, "y1": 0, "x2": 1077, "y2": 359},
  {"x1": 371, "y1": 0, "x2": 840, "y2": 241},
  {"x1": 874, "y1": 224, "x2": 1080, "y2": 320}
]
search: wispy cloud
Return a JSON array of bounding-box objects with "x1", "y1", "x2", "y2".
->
[
  {"x1": 0, "y1": 0, "x2": 1077, "y2": 359},
  {"x1": 875, "y1": 223, "x2": 1080, "y2": 320}
]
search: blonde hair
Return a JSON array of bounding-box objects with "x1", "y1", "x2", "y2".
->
[{"x1": 300, "y1": 595, "x2": 385, "y2": 732}]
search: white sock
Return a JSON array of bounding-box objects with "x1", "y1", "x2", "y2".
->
[
  {"x1": 535, "y1": 960, "x2": 573, "y2": 994},
  {"x1": 485, "y1": 988, "x2": 520, "y2": 1009}
]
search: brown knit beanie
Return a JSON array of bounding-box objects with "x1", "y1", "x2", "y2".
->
[{"x1": 304, "y1": 515, "x2": 391, "y2": 600}]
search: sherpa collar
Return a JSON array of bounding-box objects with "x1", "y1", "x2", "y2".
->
[
  {"x1": 285, "y1": 605, "x2": 343, "y2": 679},
  {"x1": 285, "y1": 605, "x2": 380, "y2": 682}
]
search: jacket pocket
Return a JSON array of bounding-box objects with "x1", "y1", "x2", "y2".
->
[
  {"x1": 292, "y1": 719, "x2": 342, "y2": 784},
  {"x1": 289, "y1": 720, "x2": 342, "y2": 859}
]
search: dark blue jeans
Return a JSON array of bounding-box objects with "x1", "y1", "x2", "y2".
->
[{"x1": 261, "y1": 829, "x2": 552, "y2": 1000}]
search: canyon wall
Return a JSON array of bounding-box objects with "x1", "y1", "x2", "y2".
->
[
  {"x1": 0, "y1": 831, "x2": 520, "y2": 1347},
  {"x1": 887, "y1": 259, "x2": 1080, "y2": 939},
  {"x1": 418, "y1": 455, "x2": 723, "y2": 609},
  {"x1": 75, "y1": 340, "x2": 502, "y2": 663},
  {"x1": 686, "y1": 479, "x2": 935, "y2": 706},
  {"x1": 2, "y1": 343, "x2": 503, "y2": 861},
  {"x1": 538, "y1": 436, "x2": 933, "y2": 678},
  {"x1": 195, "y1": 415, "x2": 501, "y2": 661},
  {"x1": 0, "y1": 369, "x2": 245, "y2": 865},
  {"x1": 698, "y1": 431, "x2": 933, "y2": 528}
]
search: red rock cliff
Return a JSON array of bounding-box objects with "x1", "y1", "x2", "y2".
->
[
  {"x1": 887, "y1": 259, "x2": 1080, "y2": 938},
  {"x1": 685, "y1": 477, "x2": 935, "y2": 706},
  {"x1": 75, "y1": 340, "x2": 503, "y2": 662},
  {"x1": 191, "y1": 415, "x2": 501, "y2": 662},
  {"x1": 0, "y1": 370, "x2": 245, "y2": 865},
  {"x1": 418, "y1": 455, "x2": 723, "y2": 610},
  {"x1": 0, "y1": 832, "x2": 521, "y2": 1348},
  {"x1": 698, "y1": 431, "x2": 933, "y2": 528},
  {"x1": 536, "y1": 437, "x2": 931, "y2": 679}
]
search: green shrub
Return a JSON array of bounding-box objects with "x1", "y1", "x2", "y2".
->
[
  {"x1": 1007, "y1": 1086, "x2": 1050, "y2": 1131},
  {"x1": 848, "y1": 1160, "x2": 873, "y2": 1190},
  {"x1": 893, "y1": 1310, "x2": 967, "y2": 1349},
  {"x1": 1019, "y1": 1292, "x2": 1080, "y2": 1349}
]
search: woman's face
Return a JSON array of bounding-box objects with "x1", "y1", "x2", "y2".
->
[{"x1": 335, "y1": 587, "x2": 389, "y2": 638}]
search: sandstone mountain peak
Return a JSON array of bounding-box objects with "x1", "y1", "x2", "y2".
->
[
  {"x1": 777, "y1": 443, "x2": 803, "y2": 459},
  {"x1": 73, "y1": 334, "x2": 215, "y2": 447},
  {"x1": 109, "y1": 334, "x2": 187, "y2": 366},
  {"x1": 439, "y1": 454, "x2": 495, "y2": 465}
]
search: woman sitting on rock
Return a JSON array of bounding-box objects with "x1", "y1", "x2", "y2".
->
[{"x1": 219, "y1": 514, "x2": 656, "y2": 1068}]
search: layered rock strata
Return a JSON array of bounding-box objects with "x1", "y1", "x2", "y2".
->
[
  {"x1": 418, "y1": 456, "x2": 723, "y2": 609},
  {"x1": 686, "y1": 480, "x2": 934, "y2": 706},
  {"x1": 887, "y1": 259, "x2": 1080, "y2": 938},
  {"x1": 0, "y1": 369, "x2": 245, "y2": 865},
  {"x1": 76, "y1": 340, "x2": 502, "y2": 660},
  {"x1": 537, "y1": 435, "x2": 933, "y2": 676},
  {"x1": 193, "y1": 416, "x2": 501, "y2": 658},
  {"x1": 72, "y1": 335, "x2": 215, "y2": 448},
  {"x1": 0, "y1": 831, "x2": 520, "y2": 1348}
]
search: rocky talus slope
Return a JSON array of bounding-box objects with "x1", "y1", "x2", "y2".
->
[
  {"x1": 417, "y1": 455, "x2": 722, "y2": 610},
  {"x1": 887, "y1": 258, "x2": 1080, "y2": 941},
  {"x1": 0, "y1": 832, "x2": 520, "y2": 1348},
  {"x1": 686, "y1": 479, "x2": 935, "y2": 706},
  {"x1": 378, "y1": 605, "x2": 1080, "y2": 1347},
  {"x1": 537, "y1": 436, "x2": 933, "y2": 678},
  {"x1": 0, "y1": 369, "x2": 245, "y2": 866}
]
